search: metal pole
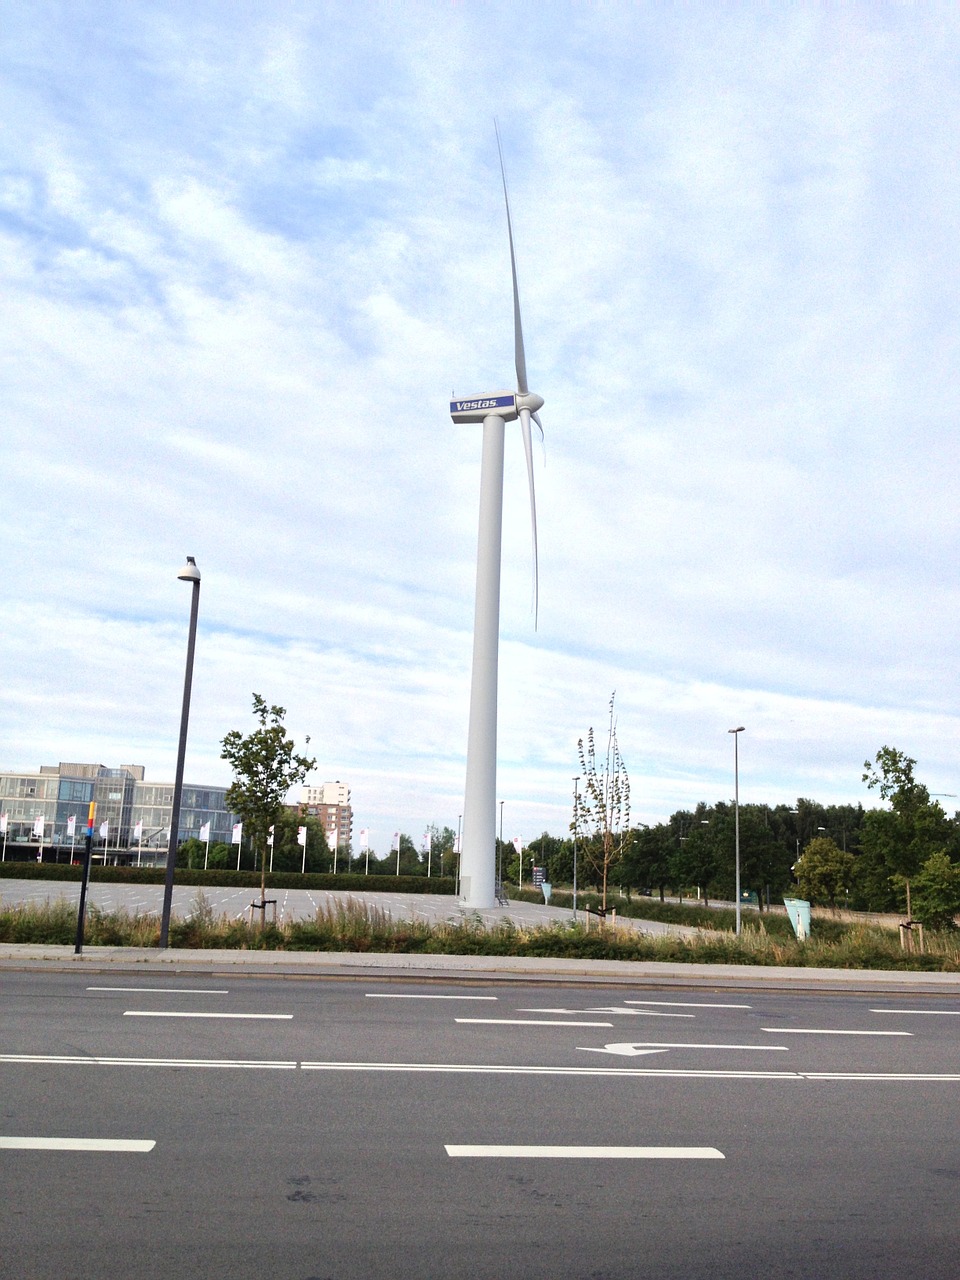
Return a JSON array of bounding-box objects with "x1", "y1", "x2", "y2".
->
[
  {"x1": 572, "y1": 776, "x2": 579, "y2": 923},
  {"x1": 498, "y1": 800, "x2": 504, "y2": 895},
  {"x1": 459, "y1": 413, "x2": 505, "y2": 908},
  {"x1": 159, "y1": 560, "x2": 201, "y2": 948},
  {"x1": 74, "y1": 801, "x2": 96, "y2": 953},
  {"x1": 728, "y1": 727, "x2": 745, "y2": 937}
]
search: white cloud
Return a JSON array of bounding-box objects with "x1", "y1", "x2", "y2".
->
[{"x1": 2, "y1": 3, "x2": 960, "y2": 856}]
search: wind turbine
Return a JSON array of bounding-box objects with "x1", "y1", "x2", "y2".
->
[{"x1": 451, "y1": 132, "x2": 544, "y2": 910}]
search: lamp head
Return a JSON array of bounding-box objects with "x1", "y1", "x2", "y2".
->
[
  {"x1": 728, "y1": 725, "x2": 745, "y2": 734},
  {"x1": 178, "y1": 556, "x2": 201, "y2": 584}
]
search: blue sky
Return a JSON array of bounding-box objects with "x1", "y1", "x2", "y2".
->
[{"x1": 3, "y1": 3, "x2": 959, "y2": 852}]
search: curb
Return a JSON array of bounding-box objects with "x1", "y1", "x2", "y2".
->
[{"x1": 3, "y1": 945, "x2": 960, "y2": 995}]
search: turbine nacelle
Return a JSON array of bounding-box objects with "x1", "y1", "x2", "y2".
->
[{"x1": 449, "y1": 391, "x2": 543, "y2": 426}]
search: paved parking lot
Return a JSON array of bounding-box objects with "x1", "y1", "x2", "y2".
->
[{"x1": 0, "y1": 877, "x2": 700, "y2": 936}]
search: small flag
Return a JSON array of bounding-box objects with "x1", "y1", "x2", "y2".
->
[
  {"x1": 512, "y1": 836, "x2": 522, "y2": 856},
  {"x1": 133, "y1": 820, "x2": 143, "y2": 841},
  {"x1": 391, "y1": 831, "x2": 400, "y2": 853},
  {"x1": 454, "y1": 832, "x2": 460, "y2": 853},
  {"x1": 0, "y1": 813, "x2": 7, "y2": 835},
  {"x1": 231, "y1": 822, "x2": 243, "y2": 844},
  {"x1": 99, "y1": 821, "x2": 109, "y2": 841},
  {"x1": 66, "y1": 815, "x2": 77, "y2": 838},
  {"x1": 266, "y1": 825, "x2": 274, "y2": 847},
  {"x1": 297, "y1": 825, "x2": 307, "y2": 847},
  {"x1": 33, "y1": 815, "x2": 45, "y2": 838},
  {"x1": 423, "y1": 830, "x2": 432, "y2": 852},
  {"x1": 199, "y1": 821, "x2": 211, "y2": 842},
  {"x1": 359, "y1": 829, "x2": 369, "y2": 850}
]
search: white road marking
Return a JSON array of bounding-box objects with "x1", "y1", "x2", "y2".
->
[
  {"x1": 87, "y1": 987, "x2": 229, "y2": 994},
  {"x1": 455, "y1": 1019, "x2": 613, "y2": 1027},
  {"x1": 579, "y1": 1042, "x2": 789, "y2": 1056},
  {"x1": 366, "y1": 994, "x2": 497, "y2": 1001},
  {"x1": 871, "y1": 1008, "x2": 960, "y2": 1016},
  {"x1": 0, "y1": 1137, "x2": 155, "y2": 1152},
  {"x1": 445, "y1": 1144, "x2": 724, "y2": 1159},
  {"x1": 761, "y1": 1028, "x2": 913, "y2": 1036},
  {"x1": 625, "y1": 1001, "x2": 751, "y2": 1009},
  {"x1": 122, "y1": 1011, "x2": 292, "y2": 1020},
  {"x1": 4, "y1": 1055, "x2": 959, "y2": 1082},
  {"x1": 518, "y1": 1007, "x2": 694, "y2": 1019},
  {"x1": 0, "y1": 1054, "x2": 297, "y2": 1068}
]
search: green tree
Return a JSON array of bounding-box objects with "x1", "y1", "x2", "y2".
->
[
  {"x1": 910, "y1": 852, "x2": 960, "y2": 930},
  {"x1": 221, "y1": 694, "x2": 317, "y2": 908},
  {"x1": 793, "y1": 837, "x2": 855, "y2": 909},
  {"x1": 575, "y1": 693, "x2": 630, "y2": 910},
  {"x1": 862, "y1": 746, "x2": 952, "y2": 916}
]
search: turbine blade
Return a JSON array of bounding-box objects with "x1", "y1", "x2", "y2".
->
[
  {"x1": 532, "y1": 410, "x2": 544, "y2": 442},
  {"x1": 495, "y1": 123, "x2": 528, "y2": 395},
  {"x1": 520, "y1": 407, "x2": 539, "y2": 629}
]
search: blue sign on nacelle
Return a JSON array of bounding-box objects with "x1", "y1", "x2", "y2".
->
[{"x1": 450, "y1": 393, "x2": 518, "y2": 424}]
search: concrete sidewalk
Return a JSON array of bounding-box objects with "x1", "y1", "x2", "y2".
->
[{"x1": 2, "y1": 941, "x2": 960, "y2": 994}]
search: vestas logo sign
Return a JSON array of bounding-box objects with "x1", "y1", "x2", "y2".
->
[{"x1": 451, "y1": 395, "x2": 515, "y2": 413}]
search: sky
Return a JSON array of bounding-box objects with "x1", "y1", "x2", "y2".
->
[{"x1": 3, "y1": 2, "x2": 960, "y2": 854}]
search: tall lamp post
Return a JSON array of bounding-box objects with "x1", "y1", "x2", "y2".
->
[
  {"x1": 159, "y1": 556, "x2": 201, "y2": 949},
  {"x1": 572, "y1": 776, "x2": 580, "y2": 923},
  {"x1": 728, "y1": 726, "x2": 745, "y2": 937}
]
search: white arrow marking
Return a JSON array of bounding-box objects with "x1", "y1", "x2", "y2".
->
[
  {"x1": 580, "y1": 1042, "x2": 788, "y2": 1056},
  {"x1": 578, "y1": 1044, "x2": 670, "y2": 1057},
  {"x1": 518, "y1": 1007, "x2": 694, "y2": 1019}
]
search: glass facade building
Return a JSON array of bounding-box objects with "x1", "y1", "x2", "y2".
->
[{"x1": 0, "y1": 763, "x2": 237, "y2": 864}]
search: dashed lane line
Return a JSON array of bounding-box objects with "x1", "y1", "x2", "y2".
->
[
  {"x1": 761, "y1": 1028, "x2": 913, "y2": 1036},
  {"x1": 1, "y1": 1137, "x2": 155, "y2": 1152},
  {"x1": 122, "y1": 1011, "x2": 292, "y2": 1020},
  {"x1": 87, "y1": 987, "x2": 229, "y2": 994},
  {"x1": 445, "y1": 1144, "x2": 724, "y2": 1159}
]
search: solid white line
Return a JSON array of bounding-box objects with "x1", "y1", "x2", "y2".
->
[
  {"x1": 365, "y1": 994, "x2": 497, "y2": 1001},
  {"x1": 445, "y1": 1144, "x2": 724, "y2": 1159},
  {"x1": 625, "y1": 1001, "x2": 751, "y2": 1009},
  {"x1": 87, "y1": 987, "x2": 229, "y2": 994},
  {"x1": 455, "y1": 1019, "x2": 613, "y2": 1027},
  {"x1": 0, "y1": 1055, "x2": 297, "y2": 1069},
  {"x1": 871, "y1": 1009, "x2": 960, "y2": 1016},
  {"x1": 761, "y1": 1028, "x2": 913, "y2": 1036},
  {"x1": 122, "y1": 1011, "x2": 292, "y2": 1020},
  {"x1": 0, "y1": 1137, "x2": 155, "y2": 1152}
]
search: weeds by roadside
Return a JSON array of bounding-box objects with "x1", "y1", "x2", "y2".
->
[{"x1": 2, "y1": 894, "x2": 960, "y2": 970}]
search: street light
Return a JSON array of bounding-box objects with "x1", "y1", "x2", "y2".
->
[
  {"x1": 572, "y1": 777, "x2": 580, "y2": 922},
  {"x1": 159, "y1": 556, "x2": 201, "y2": 949},
  {"x1": 728, "y1": 727, "x2": 745, "y2": 936},
  {"x1": 498, "y1": 799, "x2": 504, "y2": 898}
]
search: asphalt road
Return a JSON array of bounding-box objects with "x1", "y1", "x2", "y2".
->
[{"x1": 3, "y1": 970, "x2": 960, "y2": 1279}]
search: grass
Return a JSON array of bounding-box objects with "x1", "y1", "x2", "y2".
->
[{"x1": 1, "y1": 892, "x2": 959, "y2": 970}]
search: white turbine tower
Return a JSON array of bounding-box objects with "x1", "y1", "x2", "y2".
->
[{"x1": 451, "y1": 133, "x2": 544, "y2": 910}]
